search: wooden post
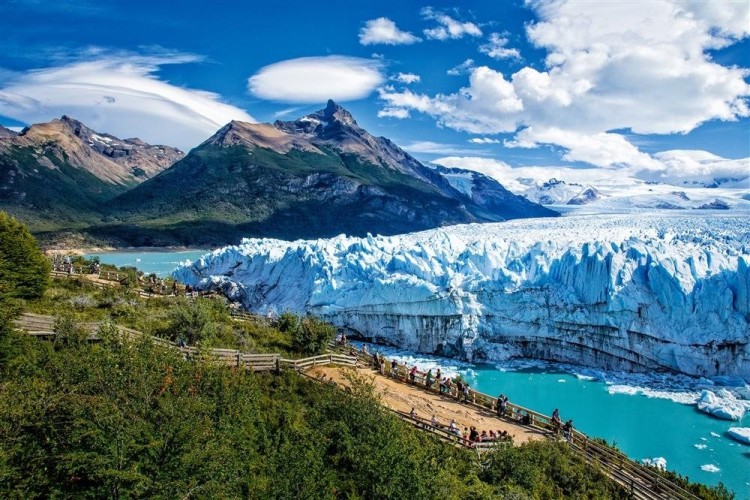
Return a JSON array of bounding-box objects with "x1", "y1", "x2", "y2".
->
[{"x1": 275, "y1": 357, "x2": 281, "y2": 374}]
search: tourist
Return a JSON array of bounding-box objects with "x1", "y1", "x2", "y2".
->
[
  {"x1": 373, "y1": 352, "x2": 380, "y2": 370},
  {"x1": 462, "y1": 383, "x2": 470, "y2": 403},
  {"x1": 449, "y1": 419, "x2": 460, "y2": 436},
  {"x1": 563, "y1": 420, "x2": 574, "y2": 441},
  {"x1": 391, "y1": 359, "x2": 398, "y2": 378},
  {"x1": 425, "y1": 369, "x2": 434, "y2": 388},
  {"x1": 462, "y1": 428, "x2": 469, "y2": 442},
  {"x1": 436, "y1": 368, "x2": 441, "y2": 382},
  {"x1": 409, "y1": 365, "x2": 417, "y2": 383},
  {"x1": 480, "y1": 430, "x2": 488, "y2": 442},
  {"x1": 469, "y1": 426, "x2": 479, "y2": 442},
  {"x1": 456, "y1": 379, "x2": 463, "y2": 401},
  {"x1": 500, "y1": 395, "x2": 508, "y2": 416},
  {"x1": 409, "y1": 407, "x2": 417, "y2": 418},
  {"x1": 431, "y1": 415, "x2": 439, "y2": 428},
  {"x1": 551, "y1": 408, "x2": 562, "y2": 432},
  {"x1": 378, "y1": 355, "x2": 385, "y2": 375}
]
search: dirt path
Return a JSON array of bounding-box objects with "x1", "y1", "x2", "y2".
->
[{"x1": 308, "y1": 365, "x2": 547, "y2": 444}]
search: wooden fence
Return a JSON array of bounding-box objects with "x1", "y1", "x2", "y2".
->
[{"x1": 14, "y1": 313, "x2": 357, "y2": 373}]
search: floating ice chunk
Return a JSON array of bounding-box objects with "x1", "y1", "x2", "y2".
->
[
  {"x1": 608, "y1": 385, "x2": 640, "y2": 396},
  {"x1": 700, "y1": 464, "x2": 720, "y2": 473},
  {"x1": 558, "y1": 379, "x2": 566, "y2": 383},
  {"x1": 642, "y1": 457, "x2": 667, "y2": 470},
  {"x1": 726, "y1": 427, "x2": 750, "y2": 445},
  {"x1": 694, "y1": 443, "x2": 707, "y2": 450},
  {"x1": 696, "y1": 390, "x2": 748, "y2": 420},
  {"x1": 710, "y1": 432, "x2": 721, "y2": 438}
]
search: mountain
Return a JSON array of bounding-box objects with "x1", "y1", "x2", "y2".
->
[
  {"x1": 0, "y1": 116, "x2": 183, "y2": 230},
  {"x1": 109, "y1": 100, "x2": 556, "y2": 244},
  {"x1": 175, "y1": 213, "x2": 750, "y2": 381}
]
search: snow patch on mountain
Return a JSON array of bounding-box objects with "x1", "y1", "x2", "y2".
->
[{"x1": 174, "y1": 213, "x2": 750, "y2": 380}]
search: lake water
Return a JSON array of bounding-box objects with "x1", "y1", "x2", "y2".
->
[
  {"x1": 83, "y1": 250, "x2": 750, "y2": 497},
  {"x1": 84, "y1": 249, "x2": 209, "y2": 277}
]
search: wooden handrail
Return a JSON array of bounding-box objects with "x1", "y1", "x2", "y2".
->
[{"x1": 14, "y1": 313, "x2": 357, "y2": 374}]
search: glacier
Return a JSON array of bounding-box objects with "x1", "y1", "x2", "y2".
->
[{"x1": 174, "y1": 213, "x2": 750, "y2": 381}]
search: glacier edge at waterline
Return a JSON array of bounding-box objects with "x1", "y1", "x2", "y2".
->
[{"x1": 174, "y1": 213, "x2": 750, "y2": 381}]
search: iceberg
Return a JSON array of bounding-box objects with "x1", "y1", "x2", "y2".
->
[
  {"x1": 696, "y1": 389, "x2": 749, "y2": 420},
  {"x1": 642, "y1": 457, "x2": 667, "y2": 470},
  {"x1": 726, "y1": 427, "x2": 750, "y2": 445},
  {"x1": 174, "y1": 213, "x2": 750, "y2": 380}
]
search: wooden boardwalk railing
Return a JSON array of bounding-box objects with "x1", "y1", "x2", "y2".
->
[
  {"x1": 333, "y1": 345, "x2": 699, "y2": 500},
  {"x1": 14, "y1": 313, "x2": 356, "y2": 373}
]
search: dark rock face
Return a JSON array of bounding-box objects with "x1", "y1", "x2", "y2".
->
[
  {"x1": 697, "y1": 199, "x2": 731, "y2": 210},
  {"x1": 567, "y1": 187, "x2": 600, "y2": 205}
]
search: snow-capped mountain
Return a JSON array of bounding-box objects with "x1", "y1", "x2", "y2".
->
[
  {"x1": 175, "y1": 212, "x2": 750, "y2": 381},
  {"x1": 518, "y1": 176, "x2": 750, "y2": 214}
]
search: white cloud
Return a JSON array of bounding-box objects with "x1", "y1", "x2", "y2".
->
[
  {"x1": 422, "y1": 7, "x2": 482, "y2": 41},
  {"x1": 380, "y1": 0, "x2": 750, "y2": 170},
  {"x1": 403, "y1": 141, "x2": 488, "y2": 155},
  {"x1": 0, "y1": 55, "x2": 254, "y2": 151},
  {"x1": 248, "y1": 56, "x2": 384, "y2": 104},
  {"x1": 479, "y1": 33, "x2": 521, "y2": 60},
  {"x1": 391, "y1": 72, "x2": 420, "y2": 84},
  {"x1": 468, "y1": 137, "x2": 500, "y2": 144},
  {"x1": 434, "y1": 151, "x2": 750, "y2": 190},
  {"x1": 380, "y1": 66, "x2": 522, "y2": 134},
  {"x1": 506, "y1": 127, "x2": 662, "y2": 170},
  {"x1": 447, "y1": 59, "x2": 476, "y2": 76},
  {"x1": 378, "y1": 107, "x2": 410, "y2": 119},
  {"x1": 647, "y1": 150, "x2": 750, "y2": 185},
  {"x1": 359, "y1": 17, "x2": 421, "y2": 45}
]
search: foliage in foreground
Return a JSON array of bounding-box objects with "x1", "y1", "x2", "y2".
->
[{"x1": 0, "y1": 321, "x2": 637, "y2": 500}]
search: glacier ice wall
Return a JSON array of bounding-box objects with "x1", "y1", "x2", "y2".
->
[{"x1": 174, "y1": 213, "x2": 750, "y2": 380}]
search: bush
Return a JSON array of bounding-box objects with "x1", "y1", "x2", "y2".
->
[{"x1": 277, "y1": 312, "x2": 334, "y2": 355}]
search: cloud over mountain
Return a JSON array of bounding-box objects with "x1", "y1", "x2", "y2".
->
[
  {"x1": 0, "y1": 54, "x2": 255, "y2": 151},
  {"x1": 248, "y1": 56, "x2": 384, "y2": 103}
]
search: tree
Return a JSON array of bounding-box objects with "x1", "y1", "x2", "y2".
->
[
  {"x1": 293, "y1": 316, "x2": 335, "y2": 355},
  {"x1": 0, "y1": 212, "x2": 50, "y2": 301},
  {"x1": 0, "y1": 212, "x2": 50, "y2": 336}
]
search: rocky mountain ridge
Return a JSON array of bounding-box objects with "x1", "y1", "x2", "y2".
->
[{"x1": 109, "y1": 100, "x2": 557, "y2": 244}]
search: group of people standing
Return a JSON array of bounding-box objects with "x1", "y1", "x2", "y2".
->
[{"x1": 363, "y1": 347, "x2": 575, "y2": 443}]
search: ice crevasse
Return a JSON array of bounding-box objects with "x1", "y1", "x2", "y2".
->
[{"x1": 174, "y1": 213, "x2": 750, "y2": 380}]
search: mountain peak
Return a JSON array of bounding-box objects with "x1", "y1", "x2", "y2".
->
[{"x1": 318, "y1": 99, "x2": 357, "y2": 127}]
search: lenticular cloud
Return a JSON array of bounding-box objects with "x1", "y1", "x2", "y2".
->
[
  {"x1": 248, "y1": 56, "x2": 384, "y2": 103},
  {"x1": 0, "y1": 56, "x2": 254, "y2": 151}
]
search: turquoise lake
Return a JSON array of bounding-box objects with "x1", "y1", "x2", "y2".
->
[
  {"x1": 84, "y1": 249, "x2": 209, "y2": 277},
  {"x1": 84, "y1": 250, "x2": 750, "y2": 498}
]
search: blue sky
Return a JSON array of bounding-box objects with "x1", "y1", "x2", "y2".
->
[{"x1": 1, "y1": 0, "x2": 748, "y2": 186}]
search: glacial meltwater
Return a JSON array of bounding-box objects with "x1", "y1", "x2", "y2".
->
[
  {"x1": 85, "y1": 249, "x2": 749, "y2": 497},
  {"x1": 84, "y1": 249, "x2": 208, "y2": 277}
]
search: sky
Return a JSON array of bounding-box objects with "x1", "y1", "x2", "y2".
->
[{"x1": 1, "y1": 0, "x2": 749, "y2": 187}]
